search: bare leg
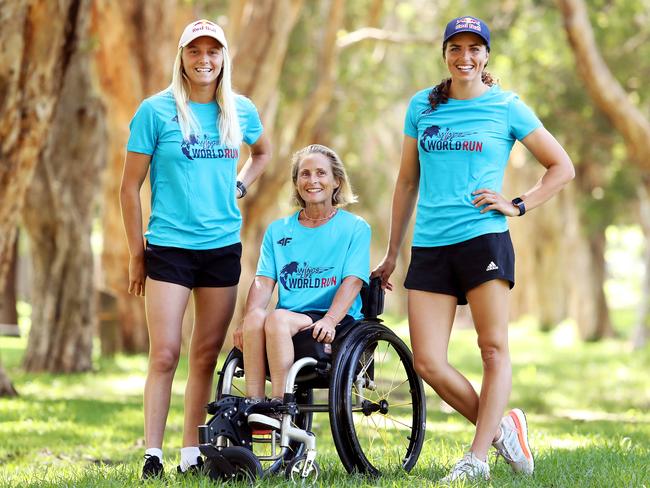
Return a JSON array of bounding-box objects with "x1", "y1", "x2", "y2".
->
[
  {"x1": 144, "y1": 279, "x2": 191, "y2": 449},
  {"x1": 242, "y1": 308, "x2": 269, "y2": 398},
  {"x1": 408, "y1": 290, "x2": 481, "y2": 422},
  {"x1": 182, "y1": 285, "x2": 237, "y2": 447},
  {"x1": 264, "y1": 309, "x2": 312, "y2": 399},
  {"x1": 466, "y1": 280, "x2": 511, "y2": 461}
]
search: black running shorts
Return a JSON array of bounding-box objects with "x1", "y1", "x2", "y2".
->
[
  {"x1": 404, "y1": 231, "x2": 515, "y2": 305},
  {"x1": 144, "y1": 242, "x2": 242, "y2": 289}
]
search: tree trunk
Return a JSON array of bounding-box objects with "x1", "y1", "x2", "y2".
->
[
  {"x1": 95, "y1": 0, "x2": 186, "y2": 353},
  {"x1": 0, "y1": 0, "x2": 89, "y2": 389},
  {"x1": 0, "y1": 362, "x2": 17, "y2": 397},
  {"x1": 558, "y1": 0, "x2": 650, "y2": 342},
  {"x1": 224, "y1": 0, "x2": 306, "y2": 331},
  {"x1": 585, "y1": 229, "x2": 613, "y2": 340},
  {"x1": 22, "y1": 0, "x2": 105, "y2": 373},
  {"x1": 0, "y1": 232, "x2": 18, "y2": 327},
  {"x1": 633, "y1": 180, "x2": 650, "y2": 349},
  {"x1": 557, "y1": 0, "x2": 650, "y2": 340},
  {"x1": 0, "y1": 0, "x2": 82, "y2": 288},
  {"x1": 557, "y1": 0, "x2": 650, "y2": 170}
]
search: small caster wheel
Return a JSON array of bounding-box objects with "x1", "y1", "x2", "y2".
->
[
  {"x1": 285, "y1": 454, "x2": 320, "y2": 483},
  {"x1": 205, "y1": 447, "x2": 262, "y2": 485}
]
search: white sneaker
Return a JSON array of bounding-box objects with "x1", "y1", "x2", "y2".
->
[
  {"x1": 492, "y1": 408, "x2": 534, "y2": 474},
  {"x1": 440, "y1": 452, "x2": 490, "y2": 483}
]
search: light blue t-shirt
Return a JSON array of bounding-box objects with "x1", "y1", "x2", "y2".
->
[
  {"x1": 256, "y1": 210, "x2": 371, "y2": 320},
  {"x1": 404, "y1": 85, "x2": 542, "y2": 247},
  {"x1": 127, "y1": 90, "x2": 263, "y2": 249}
]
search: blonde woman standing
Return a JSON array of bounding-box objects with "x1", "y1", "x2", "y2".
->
[{"x1": 120, "y1": 19, "x2": 271, "y2": 478}]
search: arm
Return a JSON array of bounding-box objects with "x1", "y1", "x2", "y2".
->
[
  {"x1": 372, "y1": 135, "x2": 420, "y2": 290},
  {"x1": 119, "y1": 151, "x2": 151, "y2": 296},
  {"x1": 472, "y1": 127, "x2": 575, "y2": 216},
  {"x1": 312, "y1": 276, "x2": 364, "y2": 344},
  {"x1": 236, "y1": 134, "x2": 272, "y2": 196},
  {"x1": 232, "y1": 275, "x2": 276, "y2": 350}
]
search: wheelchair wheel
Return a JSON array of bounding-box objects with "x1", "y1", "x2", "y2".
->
[
  {"x1": 340, "y1": 327, "x2": 426, "y2": 476},
  {"x1": 215, "y1": 349, "x2": 246, "y2": 399},
  {"x1": 329, "y1": 322, "x2": 384, "y2": 473},
  {"x1": 285, "y1": 454, "x2": 320, "y2": 483},
  {"x1": 204, "y1": 446, "x2": 263, "y2": 484}
]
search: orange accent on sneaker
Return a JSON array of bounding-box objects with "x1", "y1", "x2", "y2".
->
[{"x1": 509, "y1": 410, "x2": 531, "y2": 460}]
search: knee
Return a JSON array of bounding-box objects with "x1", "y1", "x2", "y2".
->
[
  {"x1": 477, "y1": 340, "x2": 508, "y2": 369},
  {"x1": 264, "y1": 309, "x2": 290, "y2": 336},
  {"x1": 242, "y1": 308, "x2": 267, "y2": 336},
  {"x1": 413, "y1": 353, "x2": 449, "y2": 384},
  {"x1": 149, "y1": 346, "x2": 180, "y2": 375},
  {"x1": 192, "y1": 346, "x2": 219, "y2": 373}
]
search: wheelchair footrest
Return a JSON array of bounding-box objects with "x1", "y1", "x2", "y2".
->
[{"x1": 247, "y1": 413, "x2": 281, "y2": 431}]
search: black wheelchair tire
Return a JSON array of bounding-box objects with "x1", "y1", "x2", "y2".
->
[
  {"x1": 328, "y1": 322, "x2": 385, "y2": 473},
  {"x1": 204, "y1": 446, "x2": 263, "y2": 484},
  {"x1": 339, "y1": 327, "x2": 426, "y2": 476}
]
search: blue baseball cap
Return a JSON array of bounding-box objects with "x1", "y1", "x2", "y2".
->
[{"x1": 443, "y1": 16, "x2": 490, "y2": 49}]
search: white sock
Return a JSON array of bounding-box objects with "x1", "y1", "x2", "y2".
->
[
  {"x1": 145, "y1": 448, "x2": 163, "y2": 462},
  {"x1": 179, "y1": 446, "x2": 201, "y2": 472}
]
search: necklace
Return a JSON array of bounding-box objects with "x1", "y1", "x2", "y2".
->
[{"x1": 300, "y1": 208, "x2": 337, "y2": 222}]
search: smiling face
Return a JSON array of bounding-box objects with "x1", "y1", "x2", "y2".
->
[
  {"x1": 181, "y1": 36, "x2": 224, "y2": 90},
  {"x1": 295, "y1": 153, "x2": 340, "y2": 208},
  {"x1": 444, "y1": 32, "x2": 489, "y2": 84}
]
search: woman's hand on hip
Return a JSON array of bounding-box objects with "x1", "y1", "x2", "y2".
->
[
  {"x1": 371, "y1": 255, "x2": 396, "y2": 291},
  {"x1": 128, "y1": 255, "x2": 146, "y2": 296},
  {"x1": 472, "y1": 188, "x2": 519, "y2": 217}
]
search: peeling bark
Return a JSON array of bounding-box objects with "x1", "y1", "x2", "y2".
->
[
  {"x1": 95, "y1": 0, "x2": 186, "y2": 353},
  {"x1": 0, "y1": 0, "x2": 81, "y2": 287},
  {"x1": 22, "y1": 0, "x2": 105, "y2": 372}
]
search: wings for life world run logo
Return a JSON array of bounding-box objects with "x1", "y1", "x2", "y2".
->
[
  {"x1": 419, "y1": 125, "x2": 483, "y2": 153},
  {"x1": 279, "y1": 261, "x2": 336, "y2": 291},
  {"x1": 171, "y1": 116, "x2": 239, "y2": 161}
]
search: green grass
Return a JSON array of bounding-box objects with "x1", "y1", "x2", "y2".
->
[{"x1": 1, "y1": 318, "x2": 650, "y2": 487}]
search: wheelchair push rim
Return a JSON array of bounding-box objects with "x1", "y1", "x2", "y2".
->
[{"x1": 339, "y1": 327, "x2": 426, "y2": 476}]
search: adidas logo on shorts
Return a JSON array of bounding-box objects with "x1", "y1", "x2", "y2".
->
[{"x1": 486, "y1": 261, "x2": 499, "y2": 271}]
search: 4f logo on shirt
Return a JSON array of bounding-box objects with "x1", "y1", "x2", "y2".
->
[{"x1": 277, "y1": 237, "x2": 292, "y2": 246}]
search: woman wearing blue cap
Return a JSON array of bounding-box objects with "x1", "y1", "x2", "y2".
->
[
  {"x1": 373, "y1": 15, "x2": 574, "y2": 482},
  {"x1": 121, "y1": 19, "x2": 271, "y2": 478}
]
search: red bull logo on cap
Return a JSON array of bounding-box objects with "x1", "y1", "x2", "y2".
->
[
  {"x1": 192, "y1": 20, "x2": 218, "y2": 34},
  {"x1": 455, "y1": 17, "x2": 482, "y2": 32}
]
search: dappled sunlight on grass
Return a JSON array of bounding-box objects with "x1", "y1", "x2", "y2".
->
[{"x1": 2, "y1": 318, "x2": 650, "y2": 486}]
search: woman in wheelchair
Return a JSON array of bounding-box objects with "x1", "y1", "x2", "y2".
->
[{"x1": 232, "y1": 144, "x2": 371, "y2": 421}]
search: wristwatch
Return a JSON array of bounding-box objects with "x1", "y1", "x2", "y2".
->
[
  {"x1": 236, "y1": 180, "x2": 247, "y2": 199},
  {"x1": 511, "y1": 197, "x2": 525, "y2": 216}
]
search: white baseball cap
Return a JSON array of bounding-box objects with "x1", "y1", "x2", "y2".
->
[{"x1": 178, "y1": 19, "x2": 228, "y2": 49}]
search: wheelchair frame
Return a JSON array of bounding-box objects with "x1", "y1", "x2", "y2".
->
[{"x1": 198, "y1": 280, "x2": 427, "y2": 483}]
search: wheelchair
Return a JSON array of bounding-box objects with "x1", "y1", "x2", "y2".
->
[{"x1": 198, "y1": 277, "x2": 427, "y2": 484}]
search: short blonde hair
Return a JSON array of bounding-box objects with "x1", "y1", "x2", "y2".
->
[
  {"x1": 169, "y1": 43, "x2": 242, "y2": 146},
  {"x1": 291, "y1": 144, "x2": 357, "y2": 208}
]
